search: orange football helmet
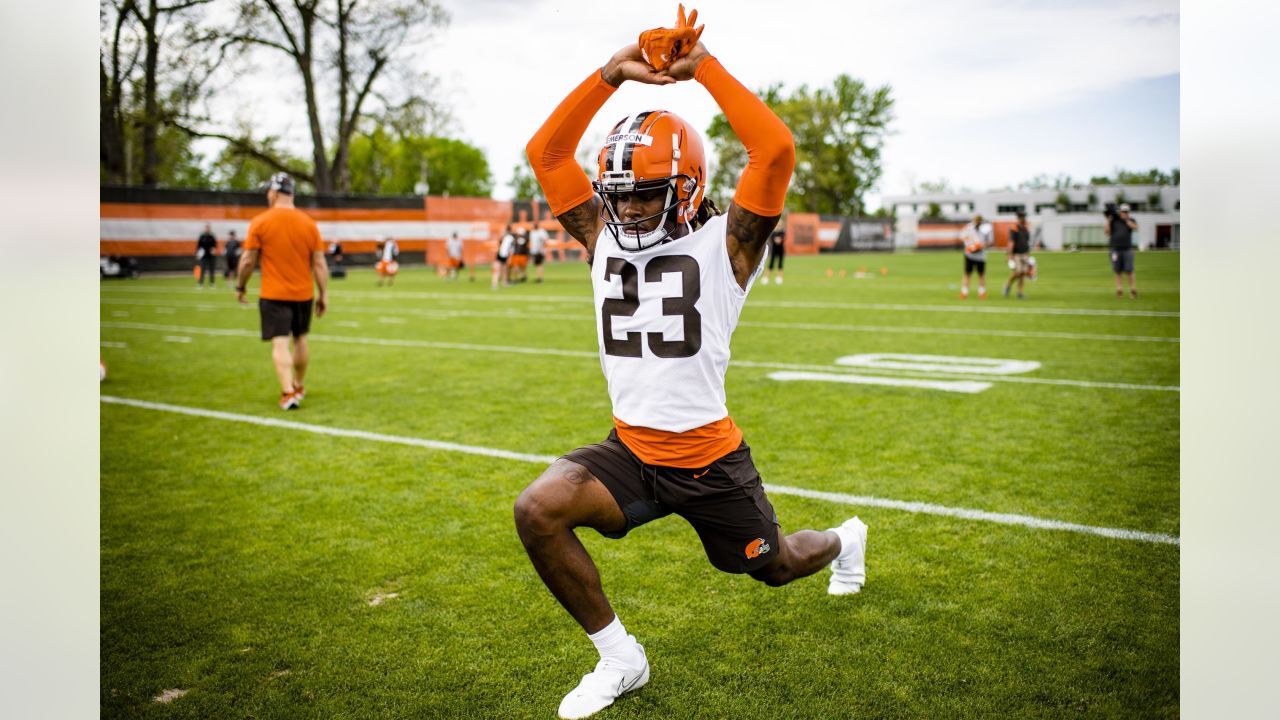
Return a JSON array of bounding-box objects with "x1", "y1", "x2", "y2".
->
[{"x1": 593, "y1": 109, "x2": 706, "y2": 250}]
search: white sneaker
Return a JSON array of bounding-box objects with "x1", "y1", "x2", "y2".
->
[
  {"x1": 828, "y1": 517, "x2": 868, "y2": 596},
  {"x1": 776, "y1": 277, "x2": 783, "y2": 285},
  {"x1": 761, "y1": 276, "x2": 770, "y2": 285},
  {"x1": 558, "y1": 643, "x2": 649, "y2": 719}
]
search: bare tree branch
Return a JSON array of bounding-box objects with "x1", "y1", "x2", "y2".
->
[{"x1": 170, "y1": 119, "x2": 314, "y2": 182}]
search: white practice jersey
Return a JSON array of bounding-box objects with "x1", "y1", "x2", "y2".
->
[
  {"x1": 960, "y1": 222, "x2": 992, "y2": 261},
  {"x1": 591, "y1": 214, "x2": 762, "y2": 433},
  {"x1": 498, "y1": 233, "x2": 515, "y2": 258},
  {"x1": 446, "y1": 236, "x2": 463, "y2": 259},
  {"x1": 530, "y1": 227, "x2": 548, "y2": 255},
  {"x1": 381, "y1": 240, "x2": 399, "y2": 262}
]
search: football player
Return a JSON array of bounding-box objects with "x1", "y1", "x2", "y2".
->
[
  {"x1": 516, "y1": 17, "x2": 868, "y2": 720},
  {"x1": 375, "y1": 236, "x2": 399, "y2": 286},
  {"x1": 959, "y1": 213, "x2": 992, "y2": 299}
]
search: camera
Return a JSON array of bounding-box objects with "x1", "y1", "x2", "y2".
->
[{"x1": 1103, "y1": 203, "x2": 1118, "y2": 219}]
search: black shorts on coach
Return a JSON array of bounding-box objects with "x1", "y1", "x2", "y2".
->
[
  {"x1": 563, "y1": 429, "x2": 781, "y2": 575},
  {"x1": 259, "y1": 298, "x2": 313, "y2": 340},
  {"x1": 964, "y1": 256, "x2": 986, "y2": 275}
]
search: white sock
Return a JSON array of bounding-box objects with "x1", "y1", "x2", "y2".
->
[{"x1": 588, "y1": 616, "x2": 643, "y2": 667}]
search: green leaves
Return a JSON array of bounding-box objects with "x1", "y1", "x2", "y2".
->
[
  {"x1": 706, "y1": 75, "x2": 895, "y2": 216},
  {"x1": 346, "y1": 127, "x2": 493, "y2": 197}
]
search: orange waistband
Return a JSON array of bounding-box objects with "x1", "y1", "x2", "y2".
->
[{"x1": 613, "y1": 416, "x2": 743, "y2": 468}]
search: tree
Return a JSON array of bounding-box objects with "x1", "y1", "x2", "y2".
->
[
  {"x1": 196, "y1": 0, "x2": 449, "y2": 193},
  {"x1": 915, "y1": 178, "x2": 952, "y2": 194},
  {"x1": 102, "y1": 0, "x2": 239, "y2": 187},
  {"x1": 706, "y1": 76, "x2": 894, "y2": 216},
  {"x1": 1055, "y1": 191, "x2": 1071, "y2": 212},
  {"x1": 1089, "y1": 167, "x2": 1179, "y2": 186},
  {"x1": 509, "y1": 152, "x2": 541, "y2": 201},
  {"x1": 346, "y1": 126, "x2": 492, "y2": 196},
  {"x1": 208, "y1": 132, "x2": 310, "y2": 191}
]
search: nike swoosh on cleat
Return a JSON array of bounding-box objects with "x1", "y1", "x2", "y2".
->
[{"x1": 616, "y1": 673, "x2": 643, "y2": 695}]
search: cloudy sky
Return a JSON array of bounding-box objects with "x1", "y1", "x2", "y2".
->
[{"x1": 215, "y1": 0, "x2": 1180, "y2": 205}]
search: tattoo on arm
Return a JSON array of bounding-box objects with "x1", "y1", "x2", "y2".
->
[
  {"x1": 726, "y1": 202, "x2": 780, "y2": 289},
  {"x1": 556, "y1": 196, "x2": 603, "y2": 258}
]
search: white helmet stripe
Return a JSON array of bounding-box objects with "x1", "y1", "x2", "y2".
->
[{"x1": 610, "y1": 113, "x2": 639, "y2": 172}]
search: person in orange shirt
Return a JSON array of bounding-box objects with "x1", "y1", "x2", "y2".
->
[
  {"x1": 514, "y1": 15, "x2": 868, "y2": 719},
  {"x1": 235, "y1": 173, "x2": 330, "y2": 410}
]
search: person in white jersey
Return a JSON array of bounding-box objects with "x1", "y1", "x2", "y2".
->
[
  {"x1": 529, "y1": 223, "x2": 550, "y2": 283},
  {"x1": 492, "y1": 224, "x2": 515, "y2": 289},
  {"x1": 517, "y1": 12, "x2": 868, "y2": 719},
  {"x1": 375, "y1": 236, "x2": 399, "y2": 287},
  {"x1": 445, "y1": 231, "x2": 467, "y2": 281},
  {"x1": 958, "y1": 213, "x2": 992, "y2": 299}
]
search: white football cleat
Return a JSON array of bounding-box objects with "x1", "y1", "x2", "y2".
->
[
  {"x1": 828, "y1": 516, "x2": 868, "y2": 596},
  {"x1": 558, "y1": 643, "x2": 649, "y2": 719}
]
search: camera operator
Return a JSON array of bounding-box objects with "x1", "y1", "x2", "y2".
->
[{"x1": 1105, "y1": 203, "x2": 1139, "y2": 299}]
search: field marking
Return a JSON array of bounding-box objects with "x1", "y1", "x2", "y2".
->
[
  {"x1": 101, "y1": 341, "x2": 128, "y2": 348},
  {"x1": 99, "y1": 395, "x2": 1179, "y2": 546},
  {"x1": 769, "y1": 371, "x2": 992, "y2": 394},
  {"x1": 101, "y1": 286, "x2": 1179, "y2": 318},
  {"x1": 741, "y1": 319, "x2": 1178, "y2": 344},
  {"x1": 99, "y1": 298, "x2": 1179, "y2": 344},
  {"x1": 162, "y1": 335, "x2": 192, "y2": 343},
  {"x1": 835, "y1": 353, "x2": 1041, "y2": 376},
  {"x1": 765, "y1": 485, "x2": 1179, "y2": 545},
  {"x1": 99, "y1": 321, "x2": 1180, "y2": 392}
]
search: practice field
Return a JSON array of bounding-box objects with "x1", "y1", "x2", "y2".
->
[{"x1": 100, "y1": 249, "x2": 1179, "y2": 719}]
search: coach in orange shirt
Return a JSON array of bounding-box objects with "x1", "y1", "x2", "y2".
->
[{"x1": 235, "y1": 173, "x2": 330, "y2": 410}]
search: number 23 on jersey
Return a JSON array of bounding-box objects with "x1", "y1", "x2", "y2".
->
[{"x1": 600, "y1": 255, "x2": 702, "y2": 359}]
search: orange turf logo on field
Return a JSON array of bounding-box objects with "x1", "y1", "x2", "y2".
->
[{"x1": 745, "y1": 537, "x2": 771, "y2": 559}]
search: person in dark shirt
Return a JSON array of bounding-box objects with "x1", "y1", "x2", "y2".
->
[
  {"x1": 196, "y1": 224, "x2": 218, "y2": 287},
  {"x1": 762, "y1": 229, "x2": 785, "y2": 284},
  {"x1": 1105, "y1": 203, "x2": 1139, "y2": 298},
  {"x1": 223, "y1": 229, "x2": 242, "y2": 282},
  {"x1": 1003, "y1": 210, "x2": 1032, "y2": 299}
]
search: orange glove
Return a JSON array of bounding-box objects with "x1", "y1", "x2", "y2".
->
[{"x1": 638, "y1": 4, "x2": 705, "y2": 71}]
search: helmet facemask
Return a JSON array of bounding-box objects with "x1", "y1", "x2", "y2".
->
[{"x1": 595, "y1": 171, "x2": 699, "y2": 251}]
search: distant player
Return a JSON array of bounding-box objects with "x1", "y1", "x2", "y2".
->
[
  {"x1": 492, "y1": 225, "x2": 515, "y2": 289},
  {"x1": 959, "y1": 213, "x2": 992, "y2": 299},
  {"x1": 762, "y1": 228, "x2": 785, "y2": 284},
  {"x1": 530, "y1": 224, "x2": 550, "y2": 283},
  {"x1": 1003, "y1": 209, "x2": 1031, "y2": 299},
  {"x1": 445, "y1": 232, "x2": 467, "y2": 281},
  {"x1": 376, "y1": 236, "x2": 400, "y2": 286},
  {"x1": 223, "y1": 229, "x2": 241, "y2": 283},
  {"x1": 196, "y1": 223, "x2": 218, "y2": 287},
  {"x1": 510, "y1": 229, "x2": 531, "y2": 283},
  {"x1": 1106, "y1": 203, "x2": 1139, "y2": 298},
  {"x1": 518, "y1": 10, "x2": 868, "y2": 719},
  {"x1": 235, "y1": 173, "x2": 329, "y2": 410}
]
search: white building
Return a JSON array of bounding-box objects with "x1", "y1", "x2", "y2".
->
[{"x1": 881, "y1": 185, "x2": 1180, "y2": 251}]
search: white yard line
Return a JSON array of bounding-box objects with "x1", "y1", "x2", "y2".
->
[
  {"x1": 99, "y1": 298, "x2": 1178, "y2": 343},
  {"x1": 99, "y1": 321, "x2": 1180, "y2": 392},
  {"x1": 767, "y1": 371, "x2": 992, "y2": 394},
  {"x1": 99, "y1": 395, "x2": 1179, "y2": 546},
  {"x1": 101, "y1": 286, "x2": 1179, "y2": 318}
]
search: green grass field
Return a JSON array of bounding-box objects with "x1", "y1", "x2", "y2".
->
[{"x1": 100, "y1": 249, "x2": 1179, "y2": 719}]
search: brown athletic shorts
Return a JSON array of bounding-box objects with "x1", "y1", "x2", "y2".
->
[{"x1": 563, "y1": 429, "x2": 780, "y2": 574}]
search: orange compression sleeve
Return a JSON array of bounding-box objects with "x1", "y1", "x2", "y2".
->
[
  {"x1": 526, "y1": 69, "x2": 618, "y2": 216},
  {"x1": 694, "y1": 56, "x2": 795, "y2": 217}
]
